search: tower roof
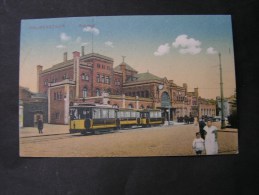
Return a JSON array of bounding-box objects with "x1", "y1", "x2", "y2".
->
[
  {"x1": 114, "y1": 62, "x2": 138, "y2": 72},
  {"x1": 126, "y1": 72, "x2": 162, "y2": 83}
]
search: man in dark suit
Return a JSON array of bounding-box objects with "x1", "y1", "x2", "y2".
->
[
  {"x1": 37, "y1": 119, "x2": 43, "y2": 134},
  {"x1": 199, "y1": 117, "x2": 206, "y2": 139}
]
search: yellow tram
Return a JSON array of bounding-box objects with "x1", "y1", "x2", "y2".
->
[
  {"x1": 140, "y1": 109, "x2": 164, "y2": 127},
  {"x1": 69, "y1": 104, "x2": 117, "y2": 135},
  {"x1": 69, "y1": 104, "x2": 164, "y2": 135},
  {"x1": 117, "y1": 108, "x2": 141, "y2": 128}
]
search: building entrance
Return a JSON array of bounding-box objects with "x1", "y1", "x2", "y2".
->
[{"x1": 160, "y1": 92, "x2": 173, "y2": 121}]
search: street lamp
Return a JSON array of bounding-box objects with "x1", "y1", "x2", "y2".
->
[
  {"x1": 218, "y1": 52, "x2": 226, "y2": 129},
  {"x1": 167, "y1": 105, "x2": 171, "y2": 125},
  {"x1": 182, "y1": 95, "x2": 187, "y2": 117}
]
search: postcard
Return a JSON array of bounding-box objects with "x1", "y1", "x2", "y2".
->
[{"x1": 19, "y1": 15, "x2": 238, "y2": 157}]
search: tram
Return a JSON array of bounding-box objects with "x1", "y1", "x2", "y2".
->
[
  {"x1": 140, "y1": 109, "x2": 164, "y2": 127},
  {"x1": 116, "y1": 108, "x2": 141, "y2": 128},
  {"x1": 69, "y1": 104, "x2": 164, "y2": 135},
  {"x1": 69, "y1": 104, "x2": 117, "y2": 135}
]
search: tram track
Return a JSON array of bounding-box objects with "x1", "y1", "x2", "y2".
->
[{"x1": 20, "y1": 133, "x2": 78, "y2": 144}]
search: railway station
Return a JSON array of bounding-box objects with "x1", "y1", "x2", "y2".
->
[{"x1": 23, "y1": 48, "x2": 215, "y2": 125}]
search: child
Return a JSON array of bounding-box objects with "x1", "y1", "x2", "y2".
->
[{"x1": 192, "y1": 132, "x2": 205, "y2": 155}]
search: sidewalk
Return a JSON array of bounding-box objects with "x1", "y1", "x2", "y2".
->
[{"x1": 20, "y1": 124, "x2": 69, "y2": 138}]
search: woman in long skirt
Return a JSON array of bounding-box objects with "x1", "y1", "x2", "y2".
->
[{"x1": 203, "y1": 119, "x2": 218, "y2": 155}]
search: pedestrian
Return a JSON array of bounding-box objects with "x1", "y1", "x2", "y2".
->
[
  {"x1": 199, "y1": 117, "x2": 206, "y2": 139},
  {"x1": 204, "y1": 119, "x2": 218, "y2": 155},
  {"x1": 37, "y1": 118, "x2": 43, "y2": 134},
  {"x1": 192, "y1": 132, "x2": 205, "y2": 155}
]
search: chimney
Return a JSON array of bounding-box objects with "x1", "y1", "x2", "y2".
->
[
  {"x1": 63, "y1": 52, "x2": 67, "y2": 62},
  {"x1": 194, "y1": 87, "x2": 199, "y2": 97},
  {"x1": 37, "y1": 65, "x2": 43, "y2": 93},
  {"x1": 183, "y1": 83, "x2": 188, "y2": 92},
  {"x1": 73, "y1": 51, "x2": 80, "y2": 98},
  {"x1": 73, "y1": 51, "x2": 80, "y2": 59},
  {"x1": 120, "y1": 63, "x2": 127, "y2": 83},
  {"x1": 81, "y1": 46, "x2": 85, "y2": 56}
]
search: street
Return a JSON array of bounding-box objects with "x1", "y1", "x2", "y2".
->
[{"x1": 20, "y1": 122, "x2": 238, "y2": 157}]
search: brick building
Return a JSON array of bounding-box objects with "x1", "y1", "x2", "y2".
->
[
  {"x1": 19, "y1": 86, "x2": 48, "y2": 127},
  {"x1": 37, "y1": 48, "x2": 216, "y2": 124}
]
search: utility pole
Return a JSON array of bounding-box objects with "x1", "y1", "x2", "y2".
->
[{"x1": 219, "y1": 52, "x2": 226, "y2": 129}]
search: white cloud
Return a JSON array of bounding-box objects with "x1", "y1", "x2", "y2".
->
[
  {"x1": 172, "y1": 34, "x2": 202, "y2": 55},
  {"x1": 56, "y1": 44, "x2": 66, "y2": 49},
  {"x1": 206, "y1": 47, "x2": 218, "y2": 54},
  {"x1": 105, "y1": 41, "x2": 114, "y2": 48},
  {"x1": 60, "y1": 32, "x2": 71, "y2": 41},
  {"x1": 75, "y1": 36, "x2": 82, "y2": 43},
  {"x1": 83, "y1": 25, "x2": 100, "y2": 35},
  {"x1": 81, "y1": 42, "x2": 89, "y2": 46},
  {"x1": 154, "y1": 43, "x2": 170, "y2": 56}
]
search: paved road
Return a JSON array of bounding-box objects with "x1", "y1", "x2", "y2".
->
[{"x1": 20, "y1": 123, "x2": 238, "y2": 157}]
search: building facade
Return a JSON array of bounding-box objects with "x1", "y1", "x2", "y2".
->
[
  {"x1": 19, "y1": 86, "x2": 48, "y2": 127},
  {"x1": 37, "y1": 48, "x2": 216, "y2": 124}
]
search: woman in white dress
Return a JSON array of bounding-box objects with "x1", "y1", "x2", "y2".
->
[{"x1": 204, "y1": 119, "x2": 218, "y2": 155}]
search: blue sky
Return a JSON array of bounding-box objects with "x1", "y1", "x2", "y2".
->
[{"x1": 20, "y1": 15, "x2": 236, "y2": 99}]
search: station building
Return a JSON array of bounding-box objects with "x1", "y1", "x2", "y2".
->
[{"x1": 36, "y1": 47, "x2": 216, "y2": 124}]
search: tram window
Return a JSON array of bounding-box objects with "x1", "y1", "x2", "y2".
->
[
  {"x1": 71, "y1": 109, "x2": 79, "y2": 119},
  {"x1": 136, "y1": 112, "x2": 140, "y2": 118},
  {"x1": 117, "y1": 112, "x2": 121, "y2": 118},
  {"x1": 131, "y1": 111, "x2": 136, "y2": 118},
  {"x1": 119, "y1": 111, "x2": 124, "y2": 118},
  {"x1": 102, "y1": 109, "x2": 108, "y2": 118},
  {"x1": 93, "y1": 108, "x2": 101, "y2": 119},
  {"x1": 157, "y1": 112, "x2": 162, "y2": 117},
  {"x1": 108, "y1": 109, "x2": 115, "y2": 118},
  {"x1": 125, "y1": 111, "x2": 130, "y2": 118},
  {"x1": 150, "y1": 112, "x2": 154, "y2": 118},
  {"x1": 82, "y1": 109, "x2": 91, "y2": 118}
]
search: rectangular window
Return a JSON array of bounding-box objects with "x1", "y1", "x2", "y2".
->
[
  {"x1": 93, "y1": 108, "x2": 101, "y2": 119},
  {"x1": 136, "y1": 112, "x2": 140, "y2": 118},
  {"x1": 125, "y1": 111, "x2": 130, "y2": 118},
  {"x1": 157, "y1": 112, "x2": 162, "y2": 117},
  {"x1": 102, "y1": 109, "x2": 108, "y2": 118},
  {"x1": 101, "y1": 75, "x2": 105, "y2": 83},
  {"x1": 108, "y1": 109, "x2": 115, "y2": 118},
  {"x1": 97, "y1": 64, "x2": 100, "y2": 68},
  {"x1": 119, "y1": 111, "x2": 124, "y2": 118},
  {"x1": 130, "y1": 111, "x2": 136, "y2": 118},
  {"x1": 150, "y1": 112, "x2": 154, "y2": 118},
  {"x1": 55, "y1": 112, "x2": 60, "y2": 119},
  {"x1": 97, "y1": 74, "x2": 100, "y2": 83}
]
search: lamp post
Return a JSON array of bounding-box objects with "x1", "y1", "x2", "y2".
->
[
  {"x1": 218, "y1": 52, "x2": 226, "y2": 129},
  {"x1": 167, "y1": 105, "x2": 171, "y2": 125}
]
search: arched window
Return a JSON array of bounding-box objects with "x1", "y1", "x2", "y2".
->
[
  {"x1": 105, "y1": 76, "x2": 110, "y2": 84},
  {"x1": 107, "y1": 88, "x2": 111, "y2": 94},
  {"x1": 145, "y1": 91, "x2": 149, "y2": 98},
  {"x1": 140, "y1": 105, "x2": 144, "y2": 109},
  {"x1": 128, "y1": 104, "x2": 133, "y2": 109},
  {"x1": 96, "y1": 88, "x2": 100, "y2": 96},
  {"x1": 96, "y1": 74, "x2": 100, "y2": 83},
  {"x1": 83, "y1": 87, "x2": 88, "y2": 98},
  {"x1": 81, "y1": 73, "x2": 85, "y2": 80}
]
